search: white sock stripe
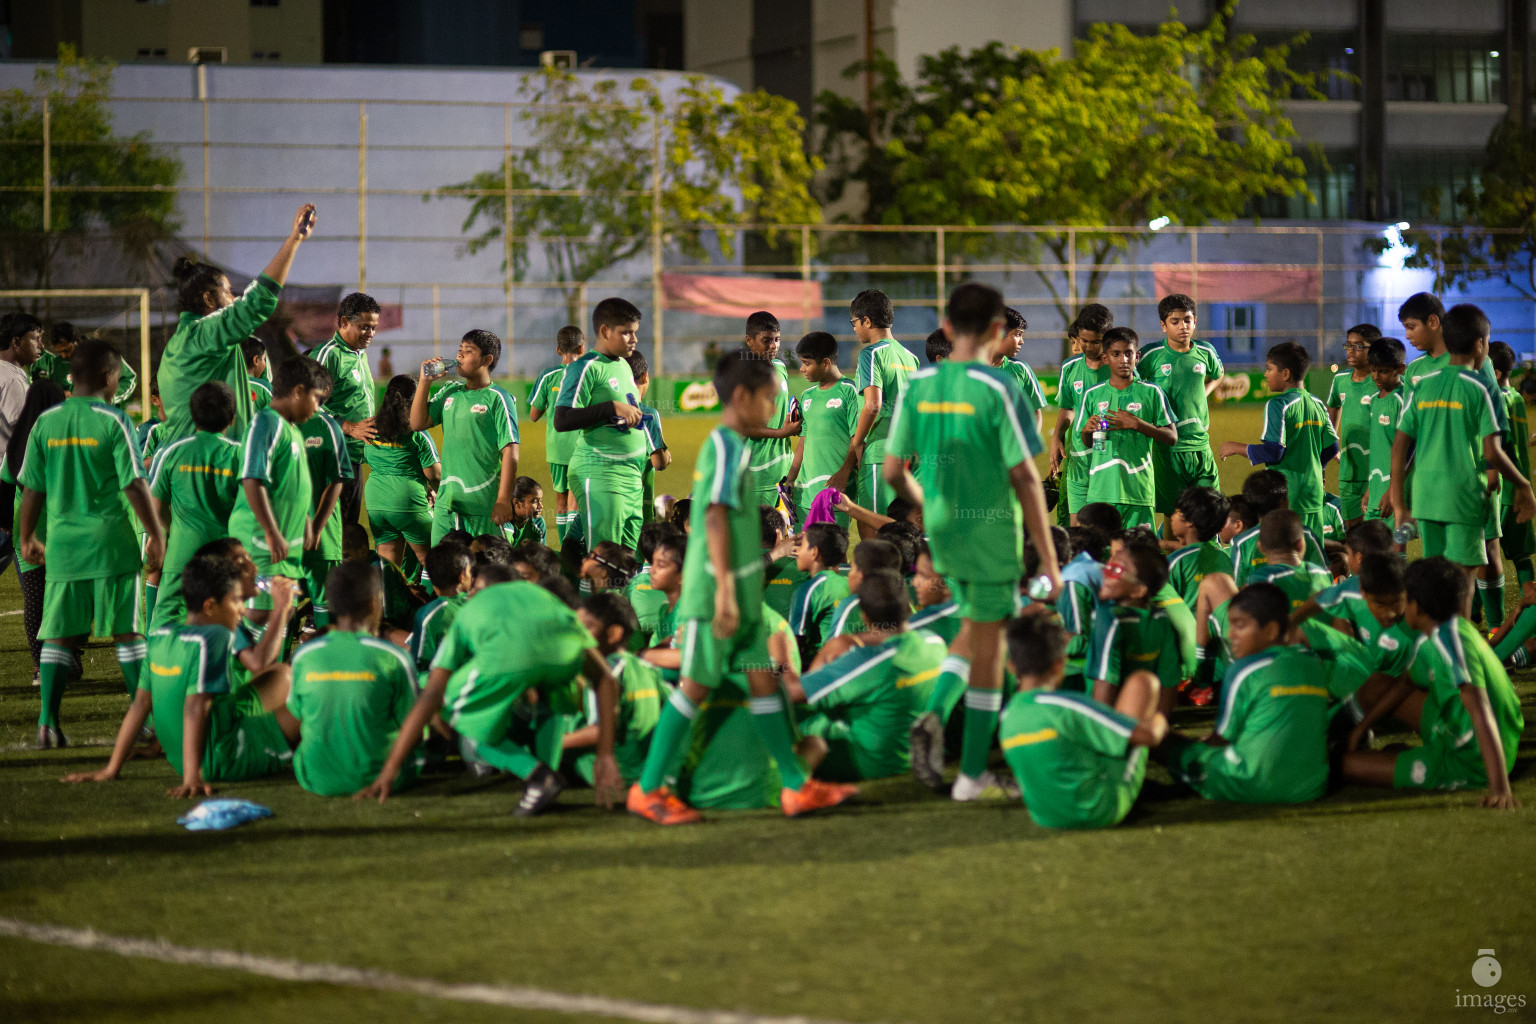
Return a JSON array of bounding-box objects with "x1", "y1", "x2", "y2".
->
[
  {"x1": 1476, "y1": 579, "x2": 1490, "y2": 590},
  {"x1": 749, "y1": 695, "x2": 783, "y2": 715},
  {"x1": 40, "y1": 652, "x2": 74, "y2": 665},
  {"x1": 939, "y1": 655, "x2": 970, "y2": 677},
  {"x1": 963, "y1": 689, "x2": 1003, "y2": 712},
  {"x1": 667, "y1": 688, "x2": 700, "y2": 720}
]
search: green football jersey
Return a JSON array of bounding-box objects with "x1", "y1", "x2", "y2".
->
[
  {"x1": 149, "y1": 430, "x2": 243, "y2": 575},
  {"x1": 1000, "y1": 688, "x2": 1143, "y2": 830},
  {"x1": 288, "y1": 629, "x2": 420, "y2": 796},
  {"x1": 763, "y1": 557, "x2": 811, "y2": 620},
  {"x1": 829, "y1": 593, "x2": 866, "y2": 638},
  {"x1": 744, "y1": 358, "x2": 793, "y2": 489},
  {"x1": 636, "y1": 402, "x2": 668, "y2": 515},
  {"x1": 598, "y1": 650, "x2": 667, "y2": 781},
  {"x1": 1325, "y1": 370, "x2": 1377, "y2": 482},
  {"x1": 996, "y1": 358, "x2": 1047, "y2": 421},
  {"x1": 556, "y1": 351, "x2": 647, "y2": 462},
  {"x1": 794, "y1": 377, "x2": 861, "y2": 506},
  {"x1": 1314, "y1": 577, "x2": 1416, "y2": 677},
  {"x1": 1074, "y1": 379, "x2": 1175, "y2": 508},
  {"x1": 677, "y1": 426, "x2": 764, "y2": 623},
  {"x1": 1136, "y1": 339, "x2": 1223, "y2": 451},
  {"x1": 886, "y1": 363, "x2": 1043, "y2": 584},
  {"x1": 1396, "y1": 368, "x2": 1500, "y2": 525},
  {"x1": 1229, "y1": 525, "x2": 1328, "y2": 585},
  {"x1": 1409, "y1": 617, "x2": 1523, "y2": 774},
  {"x1": 312, "y1": 334, "x2": 376, "y2": 465},
  {"x1": 18, "y1": 396, "x2": 144, "y2": 581},
  {"x1": 28, "y1": 348, "x2": 71, "y2": 391},
  {"x1": 1166, "y1": 539, "x2": 1229, "y2": 609},
  {"x1": 300, "y1": 409, "x2": 353, "y2": 562},
  {"x1": 410, "y1": 592, "x2": 467, "y2": 670},
  {"x1": 1405, "y1": 353, "x2": 1506, "y2": 430},
  {"x1": 1086, "y1": 602, "x2": 1180, "y2": 687},
  {"x1": 362, "y1": 431, "x2": 438, "y2": 498},
  {"x1": 227, "y1": 409, "x2": 313, "y2": 575},
  {"x1": 908, "y1": 599, "x2": 962, "y2": 646},
  {"x1": 432, "y1": 580, "x2": 595, "y2": 675},
  {"x1": 1210, "y1": 645, "x2": 1332, "y2": 803},
  {"x1": 248, "y1": 376, "x2": 272, "y2": 413},
  {"x1": 143, "y1": 623, "x2": 242, "y2": 778},
  {"x1": 854, "y1": 339, "x2": 920, "y2": 450},
  {"x1": 159, "y1": 275, "x2": 280, "y2": 444},
  {"x1": 1247, "y1": 561, "x2": 1332, "y2": 609},
  {"x1": 530, "y1": 363, "x2": 579, "y2": 466},
  {"x1": 624, "y1": 568, "x2": 673, "y2": 649},
  {"x1": 1320, "y1": 494, "x2": 1346, "y2": 542},
  {"x1": 427, "y1": 381, "x2": 519, "y2": 520},
  {"x1": 788, "y1": 568, "x2": 851, "y2": 644},
  {"x1": 1499, "y1": 385, "x2": 1529, "y2": 508},
  {"x1": 1055, "y1": 354, "x2": 1113, "y2": 455},
  {"x1": 1258, "y1": 387, "x2": 1336, "y2": 515}
]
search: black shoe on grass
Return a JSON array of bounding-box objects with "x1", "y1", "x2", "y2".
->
[
  {"x1": 909, "y1": 712, "x2": 947, "y2": 792},
  {"x1": 513, "y1": 765, "x2": 565, "y2": 817},
  {"x1": 36, "y1": 725, "x2": 67, "y2": 750}
]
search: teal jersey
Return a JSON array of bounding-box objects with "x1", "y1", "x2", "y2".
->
[
  {"x1": 299, "y1": 409, "x2": 354, "y2": 562},
  {"x1": 227, "y1": 409, "x2": 313, "y2": 573},
  {"x1": 159, "y1": 274, "x2": 280, "y2": 444},
  {"x1": 1000, "y1": 688, "x2": 1142, "y2": 829},
  {"x1": 410, "y1": 593, "x2": 467, "y2": 671},
  {"x1": 1258, "y1": 387, "x2": 1337, "y2": 514},
  {"x1": 1229, "y1": 524, "x2": 1328, "y2": 585},
  {"x1": 1055, "y1": 355, "x2": 1113, "y2": 454},
  {"x1": 248, "y1": 376, "x2": 272, "y2": 413},
  {"x1": 312, "y1": 333, "x2": 376, "y2": 465},
  {"x1": 555, "y1": 351, "x2": 646, "y2": 463},
  {"x1": 677, "y1": 426, "x2": 764, "y2": 623},
  {"x1": 829, "y1": 593, "x2": 866, "y2": 638},
  {"x1": 1209, "y1": 645, "x2": 1332, "y2": 803},
  {"x1": 1314, "y1": 577, "x2": 1416, "y2": 677},
  {"x1": 29, "y1": 348, "x2": 71, "y2": 391},
  {"x1": 1319, "y1": 494, "x2": 1346, "y2": 542},
  {"x1": 1499, "y1": 385, "x2": 1529, "y2": 508},
  {"x1": 996, "y1": 358, "x2": 1047, "y2": 421},
  {"x1": 135, "y1": 416, "x2": 160, "y2": 453},
  {"x1": 854, "y1": 339, "x2": 920, "y2": 450},
  {"x1": 744, "y1": 358, "x2": 793, "y2": 488},
  {"x1": 1396, "y1": 368, "x2": 1501, "y2": 525},
  {"x1": 1247, "y1": 561, "x2": 1332, "y2": 609},
  {"x1": 427, "y1": 381, "x2": 519, "y2": 519},
  {"x1": 1409, "y1": 617, "x2": 1523, "y2": 774},
  {"x1": 1325, "y1": 370, "x2": 1377, "y2": 482},
  {"x1": 1086, "y1": 602, "x2": 1180, "y2": 687},
  {"x1": 788, "y1": 568, "x2": 851, "y2": 643},
  {"x1": 1166, "y1": 539, "x2": 1229, "y2": 610},
  {"x1": 794, "y1": 378, "x2": 861, "y2": 504},
  {"x1": 530, "y1": 363, "x2": 578, "y2": 466},
  {"x1": 143, "y1": 623, "x2": 243, "y2": 778},
  {"x1": 908, "y1": 599, "x2": 962, "y2": 646},
  {"x1": 148, "y1": 430, "x2": 244, "y2": 574},
  {"x1": 1074, "y1": 379, "x2": 1176, "y2": 508},
  {"x1": 1366, "y1": 384, "x2": 1406, "y2": 510},
  {"x1": 1136, "y1": 339, "x2": 1224, "y2": 450}
]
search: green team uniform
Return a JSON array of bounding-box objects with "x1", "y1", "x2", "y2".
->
[
  {"x1": 410, "y1": 592, "x2": 467, "y2": 671},
  {"x1": 854, "y1": 339, "x2": 920, "y2": 513},
  {"x1": 1056, "y1": 354, "x2": 1113, "y2": 515},
  {"x1": 996, "y1": 358, "x2": 1047, "y2": 425},
  {"x1": 1326, "y1": 370, "x2": 1376, "y2": 520},
  {"x1": 135, "y1": 417, "x2": 159, "y2": 454},
  {"x1": 160, "y1": 275, "x2": 280, "y2": 444},
  {"x1": 1396, "y1": 367, "x2": 1501, "y2": 566},
  {"x1": 1230, "y1": 524, "x2": 1328, "y2": 585},
  {"x1": 745, "y1": 358, "x2": 794, "y2": 506},
  {"x1": 299, "y1": 410, "x2": 353, "y2": 619},
  {"x1": 1074, "y1": 379, "x2": 1176, "y2": 528},
  {"x1": 1253, "y1": 386, "x2": 1337, "y2": 540},
  {"x1": 624, "y1": 568, "x2": 672, "y2": 651},
  {"x1": 20, "y1": 396, "x2": 145, "y2": 638},
  {"x1": 1395, "y1": 617, "x2": 1523, "y2": 790},
  {"x1": 363, "y1": 430, "x2": 439, "y2": 549},
  {"x1": 426, "y1": 380, "x2": 519, "y2": 544},
  {"x1": 144, "y1": 623, "x2": 291, "y2": 781},
  {"x1": 248, "y1": 376, "x2": 272, "y2": 413},
  {"x1": 312, "y1": 334, "x2": 375, "y2": 469},
  {"x1": 288, "y1": 629, "x2": 420, "y2": 796},
  {"x1": 797, "y1": 628, "x2": 947, "y2": 781},
  {"x1": 558, "y1": 351, "x2": 646, "y2": 550},
  {"x1": 1166, "y1": 538, "x2": 1229, "y2": 610},
  {"x1": 1365, "y1": 384, "x2": 1406, "y2": 518},
  {"x1": 29, "y1": 348, "x2": 71, "y2": 391},
  {"x1": 829, "y1": 592, "x2": 867, "y2": 638},
  {"x1": 570, "y1": 650, "x2": 667, "y2": 784},
  {"x1": 675, "y1": 425, "x2": 769, "y2": 688},
  {"x1": 1086, "y1": 602, "x2": 1181, "y2": 690},
  {"x1": 1001, "y1": 688, "x2": 1147, "y2": 829},
  {"x1": 637, "y1": 402, "x2": 667, "y2": 525},
  {"x1": 503, "y1": 513, "x2": 546, "y2": 547},
  {"x1": 909, "y1": 599, "x2": 962, "y2": 646},
  {"x1": 1137, "y1": 339, "x2": 1223, "y2": 514},
  {"x1": 886, "y1": 363, "x2": 1042, "y2": 620},
  {"x1": 1, "y1": 463, "x2": 41, "y2": 575},
  {"x1": 227, "y1": 409, "x2": 313, "y2": 580},
  {"x1": 1313, "y1": 577, "x2": 1416, "y2": 678},
  {"x1": 530, "y1": 363, "x2": 578, "y2": 492},
  {"x1": 1171, "y1": 645, "x2": 1331, "y2": 803},
  {"x1": 793, "y1": 377, "x2": 861, "y2": 526},
  {"x1": 1247, "y1": 561, "x2": 1332, "y2": 609},
  {"x1": 763, "y1": 557, "x2": 811, "y2": 621},
  {"x1": 1498, "y1": 384, "x2": 1535, "y2": 570},
  {"x1": 147, "y1": 430, "x2": 243, "y2": 630},
  {"x1": 1320, "y1": 494, "x2": 1346, "y2": 543},
  {"x1": 1153, "y1": 582, "x2": 1198, "y2": 680},
  {"x1": 788, "y1": 568, "x2": 851, "y2": 652}
]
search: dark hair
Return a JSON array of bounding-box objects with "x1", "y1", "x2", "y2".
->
[
  {"x1": 637, "y1": 521, "x2": 684, "y2": 564},
  {"x1": 1024, "y1": 524, "x2": 1071, "y2": 580},
  {"x1": 850, "y1": 289, "x2": 894, "y2": 329},
  {"x1": 795, "y1": 331, "x2": 838, "y2": 363},
  {"x1": 240, "y1": 336, "x2": 266, "y2": 367},
  {"x1": 745, "y1": 311, "x2": 780, "y2": 337},
  {"x1": 425, "y1": 540, "x2": 472, "y2": 592},
  {"x1": 1357, "y1": 552, "x2": 1406, "y2": 598},
  {"x1": 5, "y1": 379, "x2": 67, "y2": 480},
  {"x1": 327, "y1": 561, "x2": 383, "y2": 621},
  {"x1": 512, "y1": 476, "x2": 542, "y2": 503},
  {"x1": 652, "y1": 535, "x2": 685, "y2": 567},
  {"x1": 1228, "y1": 494, "x2": 1253, "y2": 529},
  {"x1": 1346, "y1": 323, "x2": 1382, "y2": 343},
  {"x1": 273, "y1": 356, "x2": 329, "y2": 398},
  {"x1": 1489, "y1": 341, "x2": 1517, "y2": 377},
  {"x1": 885, "y1": 496, "x2": 919, "y2": 525},
  {"x1": 1158, "y1": 294, "x2": 1196, "y2": 321},
  {"x1": 802, "y1": 523, "x2": 849, "y2": 567},
  {"x1": 69, "y1": 339, "x2": 122, "y2": 391},
  {"x1": 925, "y1": 328, "x2": 952, "y2": 363},
  {"x1": 181, "y1": 553, "x2": 243, "y2": 614},
  {"x1": 946, "y1": 282, "x2": 1004, "y2": 338},
  {"x1": 1241, "y1": 468, "x2": 1288, "y2": 518},
  {"x1": 1229, "y1": 582, "x2": 1291, "y2": 631},
  {"x1": 50, "y1": 321, "x2": 78, "y2": 347},
  {"x1": 1066, "y1": 525, "x2": 1108, "y2": 562},
  {"x1": 1075, "y1": 303, "x2": 1113, "y2": 335},
  {"x1": 1121, "y1": 538, "x2": 1169, "y2": 596},
  {"x1": 189, "y1": 381, "x2": 237, "y2": 433},
  {"x1": 583, "y1": 591, "x2": 640, "y2": 643},
  {"x1": 475, "y1": 536, "x2": 515, "y2": 565},
  {"x1": 713, "y1": 350, "x2": 775, "y2": 405},
  {"x1": 375, "y1": 374, "x2": 416, "y2": 443},
  {"x1": 877, "y1": 520, "x2": 921, "y2": 574},
  {"x1": 1344, "y1": 518, "x2": 1393, "y2": 557},
  {"x1": 193, "y1": 536, "x2": 246, "y2": 562},
  {"x1": 556, "y1": 325, "x2": 586, "y2": 355},
  {"x1": 1367, "y1": 337, "x2": 1406, "y2": 370},
  {"x1": 1397, "y1": 292, "x2": 1444, "y2": 324},
  {"x1": 1266, "y1": 341, "x2": 1309, "y2": 382},
  {"x1": 440, "y1": 529, "x2": 474, "y2": 548},
  {"x1": 1075, "y1": 502, "x2": 1123, "y2": 539},
  {"x1": 758, "y1": 505, "x2": 786, "y2": 548},
  {"x1": 1441, "y1": 303, "x2": 1490, "y2": 356},
  {"x1": 1405, "y1": 556, "x2": 1469, "y2": 623},
  {"x1": 538, "y1": 573, "x2": 581, "y2": 608},
  {"x1": 342, "y1": 522, "x2": 371, "y2": 552},
  {"x1": 857, "y1": 570, "x2": 910, "y2": 630},
  {"x1": 588, "y1": 540, "x2": 638, "y2": 588},
  {"x1": 592, "y1": 297, "x2": 642, "y2": 335},
  {"x1": 509, "y1": 541, "x2": 559, "y2": 577},
  {"x1": 172, "y1": 255, "x2": 227, "y2": 314},
  {"x1": 475, "y1": 563, "x2": 517, "y2": 587},
  {"x1": 0, "y1": 312, "x2": 42, "y2": 352},
  {"x1": 1101, "y1": 326, "x2": 1139, "y2": 351},
  {"x1": 1003, "y1": 306, "x2": 1027, "y2": 333},
  {"x1": 337, "y1": 292, "x2": 382, "y2": 324},
  {"x1": 1175, "y1": 485, "x2": 1230, "y2": 542},
  {"x1": 852, "y1": 538, "x2": 901, "y2": 576},
  {"x1": 668, "y1": 497, "x2": 692, "y2": 532},
  {"x1": 461, "y1": 329, "x2": 502, "y2": 371},
  {"x1": 1006, "y1": 615, "x2": 1069, "y2": 677},
  {"x1": 624, "y1": 350, "x2": 649, "y2": 382},
  {"x1": 1258, "y1": 508, "x2": 1303, "y2": 552}
]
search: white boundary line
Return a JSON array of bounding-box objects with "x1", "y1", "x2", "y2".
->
[{"x1": 0, "y1": 917, "x2": 878, "y2": 1024}]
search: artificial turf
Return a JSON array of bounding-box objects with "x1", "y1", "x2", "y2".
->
[{"x1": 2, "y1": 404, "x2": 1534, "y2": 1024}]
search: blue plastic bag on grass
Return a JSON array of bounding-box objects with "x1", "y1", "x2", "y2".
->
[{"x1": 177, "y1": 799, "x2": 273, "y2": 831}]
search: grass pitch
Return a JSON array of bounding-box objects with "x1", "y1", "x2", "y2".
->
[{"x1": 2, "y1": 405, "x2": 1535, "y2": 1024}]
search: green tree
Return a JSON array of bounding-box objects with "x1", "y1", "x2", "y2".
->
[
  {"x1": 441, "y1": 69, "x2": 821, "y2": 327},
  {"x1": 0, "y1": 46, "x2": 181, "y2": 299}
]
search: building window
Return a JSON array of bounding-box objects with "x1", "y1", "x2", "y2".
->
[
  {"x1": 136, "y1": 48, "x2": 169, "y2": 59},
  {"x1": 1250, "y1": 31, "x2": 1360, "y2": 101},
  {"x1": 1386, "y1": 34, "x2": 1503, "y2": 103},
  {"x1": 520, "y1": 24, "x2": 545, "y2": 51},
  {"x1": 1251, "y1": 148, "x2": 1357, "y2": 221},
  {"x1": 1207, "y1": 304, "x2": 1262, "y2": 357},
  {"x1": 1385, "y1": 150, "x2": 1482, "y2": 222},
  {"x1": 251, "y1": 51, "x2": 282, "y2": 61}
]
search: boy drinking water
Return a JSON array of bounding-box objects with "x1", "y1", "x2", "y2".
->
[{"x1": 1075, "y1": 327, "x2": 1177, "y2": 530}]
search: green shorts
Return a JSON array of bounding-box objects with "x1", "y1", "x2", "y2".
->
[
  {"x1": 1483, "y1": 492, "x2": 1502, "y2": 542},
  {"x1": 570, "y1": 459, "x2": 644, "y2": 553},
  {"x1": 444, "y1": 653, "x2": 588, "y2": 747},
  {"x1": 1064, "y1": 453, "x2": 1089, "y2": 514},
  {"x1": 1153, "y1": 447, "x2": 1219, "y2": 514},
  {"x1": 302, "y1": 553, "x2": 339, "y2": 617},
  {"x1": 208, "y1": 702, "x2": 292, "y2": 782},
  {"x1": 947, "y1": 578, "x2": 1017, "y2": 622},
  {"x1": 248, "y1": 529, "x2": 306, "y2": 581},
  {"x1": 549, "y1": 462, "x2": 569, "y2": 493},
  {"x1": 41, "y1": 571, "x2": 140, "y2": 639},
  {"x1": 859, "y1": 447, "x2": 895, "y2": 523},
  {"x1": 1419, "y1": 519, "x2": 1488, "y2": 567},
  {"x1": 1338, "y1": 479, "x2": 1368, "y2": 522},
  {"x1": 430, "y1": 500, "x2": 499, "y2": 546},
  {"x1": 1113, "y1": 504, "x2": 1155, "y2": 531},
  {"x1": 1393, "y1": 740, "x2": 1484, "y2": 792},
  {"x1": 677, "y1": 616, "x2": 774, "y2": 689},
  {"x1": 1500, "y1": 504, "x2": 1536, "y2": 566},
  {"x1": 368, "y1": 504, "x2": 431, "y2": 548},
  {"x1": 148, "y1": 569, "x2": 186, "y2": 632},
  {"x1": 1171, "y1": 739, "x2": 1326, "y2": 804},
  {"x1": 796, "y1": 714, "x2": 896, "y2": 783}
]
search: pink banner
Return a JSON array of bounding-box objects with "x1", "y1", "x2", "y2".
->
[
  {"x1": 661, "y1": 273, "x2": 823, "y2": 320},
  {"x1": 282, "y1": 302, "x2": 403, "y2": 342},
  {"x1": 1152, "y1": 265, "x2": 1320, "y2": 304}
]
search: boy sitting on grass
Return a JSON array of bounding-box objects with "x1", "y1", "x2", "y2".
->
[
  {"x1": 1165, "y1": 485, "x2": 1232, "y2": 609},
  {"x1": 1227, "y1": 469, "x2": 1327, "y2": 585},
  {"x1": 410, "y1": 539, "x2": 473, "y2": 671},
  {"x1": 566, "y1": 592, "x2": 668, "y2": 786},
  {"x1": 828, "y1": 537, "x2": 903, "y2": 640},
  {"x1": 788, "y1": 523, "x2": 851, "y2": 662},
  {"x1": 1244, "y1": 510, "x2": 1333, "y2": 609},
  {"x1": 1088, "y1": 536, "x2": 1181, "y2": 714}
]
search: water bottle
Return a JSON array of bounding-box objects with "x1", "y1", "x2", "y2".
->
[
  {"x1": 1392, "y1": 521, "x2": 1418, "y2": 545},
  {"x1": 423, "y1": 357, "x2": 453, "y2": 377},
  {"x1": 1026, "y1": 575, "x2": 1054, "y2": 601},
  {"x1": 1091, "y1": 416, "x2": 1108, "y2": 453}
]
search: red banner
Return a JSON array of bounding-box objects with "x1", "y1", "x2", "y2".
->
[
  {"x1": 1152, "y1": 264, "x2": 1320, "y2": 304},
  {"x1": 660, "y1": 273, "x2": 823, "y2": 320}
]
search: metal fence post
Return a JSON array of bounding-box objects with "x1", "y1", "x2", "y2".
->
[
  {"x1": 650, "y1": 111, "x2": 665, "y2": 376},
  {"x1": 800, "y1": 224, "x2": 812, "y2": 339},
  {"x1": 357, "y1": 102, "x2": 368, "y2": 291},
  {"x1": 432, "y1": 284, "x2": 440, "y2": 358},
  {"x1": 138, "y1": 289, "x2": 151, "y2": 403},
  {"x1": 503, "y1": 104, "x2": 515, "y2": 367},
  {"x1": 934, "y1": 226, "x2": 946, "y2": 322},
  {"x1": 40, "y1": 96, "x2": 50, "y2": 233},
  {"x1": 1315, "y1": 228, "x2": 1325, "y2": 367},
  {"x1": 198, "y1": 65, "x2": 210, "y2": 255}
]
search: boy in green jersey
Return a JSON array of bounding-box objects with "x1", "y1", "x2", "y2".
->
[
  {"x1": 18, "y1": 340, "x2": 166, "y2": 746},
  {"x1": 363, "y1": 374, "x2": 440, "y2": 569},
  {"x1": 63, "y1": 554, "x2": 298, "y2": 794},
  {"x1": 30, "y1": 321, "x2": 73, "y2": 391},
  {"x1": 1326, "y1": 324, "x2": 1382, "y2": 524},
  {"x1": 1000, "y1": 615, "x2": 1167, "y2": 829},
  {"x1": 1137, "y1": 295, "x2": 1225, "y2": 533},
  {"x1": 412, "y1": 329, "x2": 519, "y2": 545},
  {"x1": 409, "y1": 539, "x2": 472, "y2": 671},
  {"x1": 1219, "y1": 342, "x2": 1339, "y2": 542},
  {"x1": 1227, "y1": 470, "x2": 1328, "y2": 586},
  {"x1": 625, "y1": 350, "x2": 672, "y2": 525},
  {"x1": 1391, "y1": 304, "x2": 1535, "y2": 579},
  {"x1": 625, "y1": 523, "x2": 683, "y2": 650},
  {"x1": 849, "y1": 290, "x2": 920, "y2": 519},
  {"x1": 1165, "y1": 486, "x2": 1232, "y2": 609},
  {"x1": 991, "y1": 307, "x2": 1047, "y2": 434},
  {"x1": 1088, "y1": 538, "x2": 1181, "y2": 713},
  {"x1": 885, "y1": 282, "x2": 1062, "y2": 803},
  {"x1": 341, "y1": 524, "x2": 423, "y2": 634},
  {"x1": 827, "y1": 537, "x2": 904, "y2": 640},
  {"x1": 288, "y1": 562, "x2": 421, "y2": 797},
  {"x1": 242, "y1": 337, "x2": 272, "y2": 412},
  {"x1": 528, "y1": 325, "x2": 586, "y2": 542},
  {"x1": 1244, "y1": 510, "x2": 1332, "y2": 608},
  {"x1": 1364, "y1": 338, "x2": 1407, "y2": 523},
  {"x1": 566, "y1": 592, "x2": 667, "y2": 784},
  {"x1": 159, "y1": 203, "x2": 314, "y2": 445},
  {"x1": 1487, "y1": 342, "x2": 1535, "y2": 619},
  {"x1": 147, "y1": 382, "x2": 243, "y2": 632},
  {"x1": 1075, "y1": 327, "x2": 1178, "y2": 530},
  {"x1": 629, "y1": 352, "x2": 860, "y2": 824},
  {"x1": 314, "y1": 292, "x2": 381, "y2": 526},
  {"x1": 299, "y1": 393, "x2": 352, "y2": 630},
  {"x1": 1049, "y1": 304, "x2": 1114, "y2": 524},
  {"x1": 555, "y1": 298, "x2": 647, "y2": 551},
  {"x1": 360, "y1": 577, "x2": 623, "y2": 816},
  {"x1": 1340, "y1": 558, "x2": 1522, "y2": 807},
  {"x1": 1398, "y1": 290, "x2": 1449, "y2": 392},
  {"x1": 1292, "y1": 549, "x2": 1415, "y2": 695},
  {"x1": 787, "y1": 571, "x2": 947, "y2": 781},
  {"x1": 788, "y1": 523, "x2": 851, "y2": 661},
  {"x1": 787, "y1": 331, "x2": 861, "y2": 529},
  {"x1": 733, "y1": 312, "x2": 800, "y2": 509}
]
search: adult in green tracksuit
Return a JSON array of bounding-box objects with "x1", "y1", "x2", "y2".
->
[
  {"x1": 849, "y1": 290, "x2": 919, "y2": 520},
  {"x1": 158, "y1": 203, "x2": 315, "y2": 446},
  {"x1": 734, "y1": 312, "x2": 800, "y2": 508},
  {"x1": 313, "y1": 292, "x2": 380, "y2": 525},
  {"x1": 555, "y1": 298, "x2": 647, "y2": 553}
]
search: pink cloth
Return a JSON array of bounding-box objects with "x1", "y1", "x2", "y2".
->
[{"x1": 805, "y1": 487, "x2": 843, "y2": 527}]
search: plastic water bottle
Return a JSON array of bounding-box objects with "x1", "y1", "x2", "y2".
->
[
  {"x1": 1091, "y1": 416, "x2": 1108, "y2": 453},
  {"x1": 1026, "y1": 575, "x2": 1054, "y2": 601},
  {"x1": 423, "y1": 357, "x2": 453, "y2": 377},
  {"x1": 1393, "y1": 521, "x2": 1418, "y2": 545}
]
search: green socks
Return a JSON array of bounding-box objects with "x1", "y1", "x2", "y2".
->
[
  {"x1": 926, "y1": 654, "x2": 970, "y2": 720},
  {"x1": 749, "y1": 693, "x2": 807, "y2": 790},
  {"x1": 638, "y1": 688, "x2": 699, "y2": 793},
  {"x1": 115, "y1": 639, "x2": 146, "y2": 697},
  {"x1": 556, "y1": 512, "x2": 578, "y2": 544},
  {"x1": 960, "y1": 687, "x2": 1003, "y2": 779},
  {"x1": 1495, "y1": 605, "x2": 1536, "y2": 662},
  {"x1": 143, "y1": 581, "x2": 157, "y2": 625},
  {"x1": 1478, "y1": 577, "x2": 1506, "y2": 629},
  {"x1": 39, "y1": 643, "x2": 72, "y2": 728}
]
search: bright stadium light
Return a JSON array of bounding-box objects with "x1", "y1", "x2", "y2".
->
[
  {"x1": 1148, "y1": 216, "x2": 1171, "y2": 231},
  {"x1": 1395, "y1": 221, "x2": 1410, "y2": 230}
]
